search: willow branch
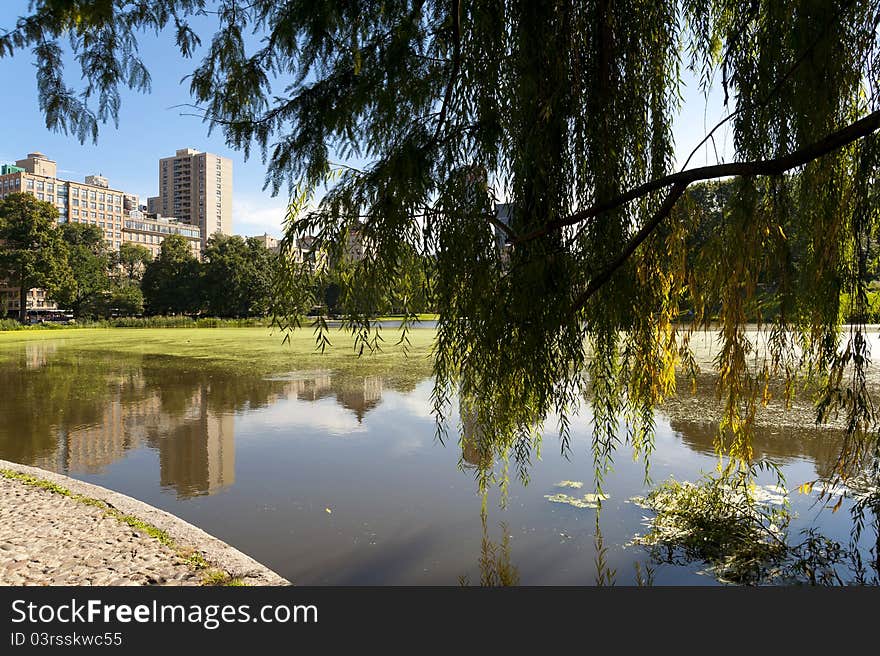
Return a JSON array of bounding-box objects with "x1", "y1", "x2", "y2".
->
[
  {"x1": 570, "y1": 108, "x2": 880, "y2": 313},
  {"x1": 431, "y1": 0, "x2": 461, "y2": 147},
  {"x1": 571, "y1": 182, "x2": 688, "y2": 313},
  {"x1": 681, "y1": 0, "x2": 859, "y2": 172},
  {"x1": 520, "y1": 108, "x2": 880, "y2": 245}
]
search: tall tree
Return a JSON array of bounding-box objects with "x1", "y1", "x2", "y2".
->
[
  {"x1": 141, "y1": 235, "x2": 201, "y2": 316},
  {"x1": 0, "y1": 193, "x2": 72, "y2": 322},
  {"x1": 202, "y1": 234, "x2": 275, "y2": 317},
  {"x1": 5, "y1": 1, "x2": 880, "y2": 488},
  {"x1": 54, "y1": 222, "x2": 111, "y2": 319},
  {"x1": 114, "y1": 242, "x2": 152, "y2": 284}
]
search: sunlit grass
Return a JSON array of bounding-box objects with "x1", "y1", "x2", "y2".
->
[{"x1": 0, "y1": 326, "x2": 437, "y2": 379}]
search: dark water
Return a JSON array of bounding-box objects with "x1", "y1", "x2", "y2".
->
[{"x1": 0, "y1": 339, "x2": 872, "y2": 585}]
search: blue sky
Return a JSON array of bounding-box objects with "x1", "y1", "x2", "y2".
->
[{"x1": 0, "y1": 2, "x2": 731, "y2": 239}]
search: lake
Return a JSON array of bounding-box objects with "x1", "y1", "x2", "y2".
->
[{"x1": 0, "y1": 328, "x2": 875, "y2": 585}]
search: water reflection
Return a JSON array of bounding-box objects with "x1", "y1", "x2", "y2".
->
[
  {"x1": 1, "y1": 338, "x2": 875, "y2": 584},
  {"x1": 0, "y1": 348, "x2": 417, "y2": 498}
]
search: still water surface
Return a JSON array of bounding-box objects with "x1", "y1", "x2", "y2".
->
[{"x1": 0, "y1": 336, "x2": 867, "y2": 584}]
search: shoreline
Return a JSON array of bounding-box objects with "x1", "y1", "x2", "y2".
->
[{"x1": 0, "y1": 459, "x2": 289, "y2": 586}]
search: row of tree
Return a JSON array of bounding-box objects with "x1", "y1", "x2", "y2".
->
[
  {"x1": 0, "y1": 192, "x2": 285, "y2": 320},
  {"x1": 0, "y1": 192, "x2": 434, "y2": 321}
]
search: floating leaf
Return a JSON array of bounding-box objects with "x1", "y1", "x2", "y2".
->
[
  {"x1": 544, "y1": 493, "x2": 599, "y2": 509},
  {"x1": 555, "y1": 480, "x2": 584, "y2": 489}
]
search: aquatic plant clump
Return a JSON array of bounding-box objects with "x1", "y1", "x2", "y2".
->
[
  {"x1": 630, "y1": 477, "x2": 793, "y2": 584},
  {"x1": 545, "y1": 492, "x2": 609, "y2": 509},
  {"x1": 631, "y1": 475, "x2": 879, "y2": 585}
]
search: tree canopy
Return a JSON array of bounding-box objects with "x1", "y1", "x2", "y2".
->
[
  {"x1": 202, "y1": 234, "x2": 275, "y2": 317},
  {"x1": 4, "y1": 1, "x2": 880, "y2": 491},
  {"x1": 141, "y1": 234, "x2": 201, "y2": 315},
  {"x1": 0, "y1": 193, "x2": 72, "y2": 322},
  {"x1": 54, "y1": 221, "x2": 112, "y2": 318},
  {"x1": 115, "y1": 242, "x2": 152, "y2": 284}
]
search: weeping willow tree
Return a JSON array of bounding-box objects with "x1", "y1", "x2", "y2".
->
[{"x1": 4, "y1": 0, "x2": 880, "y2": 494}]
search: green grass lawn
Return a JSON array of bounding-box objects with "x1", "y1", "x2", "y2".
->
[{"x1": 0, "y1": 326, "x2": 437, "y2": 379}]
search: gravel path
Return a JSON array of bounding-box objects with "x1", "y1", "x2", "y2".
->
[
  {"x1": 0, "y1": 475, "x2": 202, "y2": 586},
  {"x1": 0, "y1": 461, "x2": 289, "y2": 586}
]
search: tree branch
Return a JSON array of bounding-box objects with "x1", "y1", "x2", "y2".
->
[
  {"x1": 431, "y1": 0, "x2": 461, "y2": 147},
  {"x1": 569, "y1": 108, "x2": 880, "y2": 313},
  {"x1": 519, "y1": 108, "x2": 880, "y2": 245},
  {"x1": 571, "y1": 182, "x2": 687, "y2": 314}
]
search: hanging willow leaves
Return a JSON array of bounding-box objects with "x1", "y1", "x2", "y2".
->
[{"x1": 4, "y1": 0, "x2": 880, "y2": 494}]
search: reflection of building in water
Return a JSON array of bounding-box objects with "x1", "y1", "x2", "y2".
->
[
  {"x1": 64, "y1": 397, "x2": 131, "y2": 474},
  {"x1": 146, "y1": 386, "x2": 235, "y2": 498},
  {"x1": 265, "y1": 372, "x2": 389, "y2": 422},
  {"x1": 156, "y1": 412, "x2": 235, "y2": 498},
  {"x1": 277, "y1": 373, "x2": 334, "y2": 402},
  {"x1": 44, "y1": 372, "x2": 236, "y2": 497},
  {"x1": 24, "y1": 342, "x2": 57, "y2": 369},
  {"x1": 335, "y1": 376, "x2": 383, "y2": 422},
  {"x1": 460, "y1": 399, "x2": 493, "y2": 470}
]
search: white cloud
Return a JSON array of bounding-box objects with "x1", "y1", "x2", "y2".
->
[
  {"x1": 232, "y1": 193, "x2": 291, "y2": 238},
  {"x1": 241, "y1": 397, "x2": 368, "y2": 436}
]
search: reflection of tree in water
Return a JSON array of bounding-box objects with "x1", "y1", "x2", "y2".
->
[
  {"x1": 593, "y1": 516, "x2": 617, "y2": 586},
  {"x1": 0, "y1": 350, "x2": 118, "y2": 467},
  {"x1": 658, "y1": 373, "x2": 850, "y2": 481},
  {"x1": 666, "y1": 418, "x2": 846, "y2": 482},
  {"x1": 1, "y1": 345, "x2": 432, "y2": 498},
  {"x1": 460, "y1": 511, "x2": 519, "y2": 586}
]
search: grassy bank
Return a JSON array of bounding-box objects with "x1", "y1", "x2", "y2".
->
[
  {"x1": 0, "y1": 314, "x2": 439, "y2": 332},
  {"x1": 0, "y1": 326, "x2": 437, "y2": 380}
]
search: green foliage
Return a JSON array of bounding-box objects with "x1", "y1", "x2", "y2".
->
[
  {"x1": 108, "y1": 284, "x2": 144, "y2": 317},
  {"x1": 114, "y1": 242, "x2": 152, "y2": 284},
  {"x1": 141, "y1": 234, "x2": 201, "y2": 316},
  {"x1": 53, "y1": 222, "x2": 111, "y2": 318},
  {"x1": 632, "y1": 475, "x2": 791, "y2": 584},
  {"x1": 0, "y1": 193, "x2": 72, "y2": 322},
  {"x1": 202, "y1": 234, "x2": 275, "y2": 317},
  {"x1": 5, "y1": 1, "x2": 880, "y2": 497}
]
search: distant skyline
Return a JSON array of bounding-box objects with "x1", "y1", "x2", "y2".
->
[{"x1": 0, "y1": 2, "x2": 732, "y2": 239}]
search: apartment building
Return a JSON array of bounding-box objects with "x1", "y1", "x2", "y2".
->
[
  {"x1": 0, "y1": 287, "x2": 57, "y2": 317},
  {"x1": 0, "y1": 152, "x2": 137, "y2": 317},
  {"x1": 252, "y1": 232, "x2": 280, "y2": 252},
  {"x1": 122, "y1": 210, "x2": 203, "y2": 260},
  {"x1": 0, "y1": 152, "x2": 131, "y2": 251},
  {"x1": 155, "y1": 148, "x2": 233, "y2": 250}
]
